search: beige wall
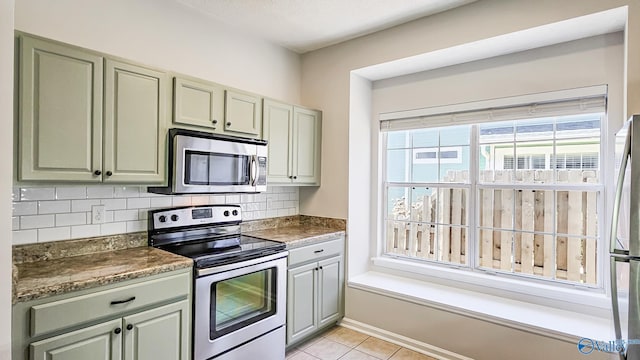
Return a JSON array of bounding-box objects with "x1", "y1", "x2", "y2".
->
[
  {"x1": 14, "y1": 0, "x2": 301, "y2": 104},
  {"x1": 1, "y1": 0, "x2": 14, "y2": 358}
]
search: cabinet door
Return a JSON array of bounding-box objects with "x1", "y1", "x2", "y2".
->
[
  {"x1": 103, "y1": 59, "x2": 167, "y2": 183},
  {"x1": 19, "y1": 35, "x2": 103, "y2": 182},
  {"x1": 30, "y1": 318, "x2": 122, "y2": 360},
  {"x1": 286, "y1": 262, "x2": 317, "y2": 344},
  {"x1": 173, "y1": 77, "x2": 224, "y2": 130},
  {"x1": 123, "y1": 300, "x2": 190, "y2": 360},
  {"x1": 292, "y1": 107, "x2": 322, "y2": 185},
  {"x1": 224, "y1": 90, "x2": 262, "y2": 138},
  {"x1": 263, "y1": 99, "x2": 293, "y2": 183},
  {"x1": 317, "y1": 256, "x2": 344, "y2": 328}
]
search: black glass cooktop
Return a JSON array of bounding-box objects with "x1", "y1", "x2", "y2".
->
[{"x1": 158, "y1": 234, "x2": 286, "y2": 268}]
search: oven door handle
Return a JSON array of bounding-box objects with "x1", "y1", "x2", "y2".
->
[{"x1": 250, "y1": 155, "x2": 258, "y2": 186}]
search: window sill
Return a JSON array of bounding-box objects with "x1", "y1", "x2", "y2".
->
[{"x1": 349, "y1": 269, "x2": 614, "y2": 342}]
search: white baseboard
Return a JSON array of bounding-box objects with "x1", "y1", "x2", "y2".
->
[{"x1": 338, "y1": 317, "x2": 474, "y2": 360}]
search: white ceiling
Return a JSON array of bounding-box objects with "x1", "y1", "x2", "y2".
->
[{"x1": 175, "y1": 0, "x2": 476, "y2": 53}]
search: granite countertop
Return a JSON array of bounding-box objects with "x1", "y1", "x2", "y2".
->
[
  {"x1": 245, "y1": 224, "x2": 345, "y2": 249},
  {"x1": 13, "y1": 243, "x2": 192, "y2": 304},
  {"x1": 12, "y1": 215, "x2": 345, "y2": 304}
]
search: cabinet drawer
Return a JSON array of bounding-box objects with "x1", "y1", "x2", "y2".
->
[
  {"x1": 288, "y1": 238, "x2": 343, "y2": 266},
  {"x1": 30, "y1": 272, "x2": 190, "y2": 338}
]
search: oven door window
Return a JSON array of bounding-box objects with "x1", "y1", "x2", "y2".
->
[
  {"x1": 184, "y1": 151, "x2": 250, "y2": 186},
  {"x1": 210, "y1": 268, "x2": 277, "y2": 339}
]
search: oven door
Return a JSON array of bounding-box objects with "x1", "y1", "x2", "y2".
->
[
  {"x1": 194, "y1": 252, "x2": 287, "y2": 360},
  {"x1": 175, "y1": 133, "x2": 261, "y2": 193}
]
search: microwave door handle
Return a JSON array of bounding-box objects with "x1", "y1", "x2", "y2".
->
[
  {"x1": 611, "y1": 129, "x2": 632, "y2": 254},
  {"x1": 250, "y1": 155, "x2": 258, "y2": 186}
]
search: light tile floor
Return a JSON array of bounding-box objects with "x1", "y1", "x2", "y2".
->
[{"x1": 286, "y1": 326, "x2": 438, "y2": 360}]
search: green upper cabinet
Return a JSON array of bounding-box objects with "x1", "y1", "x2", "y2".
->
[
  {"x1": 104, "y1": 60, "x2": 167, "y2": 183},
  {"x1": 18, "y1": 35, "x2": 104, "y2": 182},
  {"x1": 224, "y1": 90, "x2": 262, "y2": 137},
  {"x1": 17, "y1": 34, "x2": 168, "y2": 184},
  {"x1": 263, "y1": 99, "x2": 293, "y2": 183},
  {"x1": 263, "y1": 99, "x2": 322, "y2": 186},
  {"x1": 173, "y1": 76, "x2": 224, "y2": 130},
  {"x1": 172, "y1": 76, "x2": 262, "y2": 139}
]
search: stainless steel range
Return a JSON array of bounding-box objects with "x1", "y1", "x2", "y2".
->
[{"x1": 148, "y1": 205, "x2": 287, "y2": 360}]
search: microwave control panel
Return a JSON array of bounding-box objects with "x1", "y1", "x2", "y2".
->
[{"x1": 257, "y1": 157, "x2": 267, "y2": 186}]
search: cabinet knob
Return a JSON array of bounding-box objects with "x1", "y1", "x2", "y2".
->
[
  {"x1": 226, "y1": 122, "x2": 232, "y2": 127},
  {"x1": 94, "y1": 170, "x2": 102, "y2": 176},
  {"x1": 293, "y1": 176, "x2": 297, "y2": 180},
  {"x1": 212, "y1": 119, "x2": 218, "y2": 124},
  {"x1": 126, "y1": 324, "x2": 133, "y2": 331},
  {"x1": 114, "y1": 327, "x2": 122, "y2": 335},
  {"x1": 106, "y1": 171, "x2": 113, "y2": 177}
]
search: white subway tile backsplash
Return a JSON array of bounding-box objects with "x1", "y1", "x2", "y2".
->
[
  {"x1": 13, "y1": 201, "x2": 37, "y2": 216},
  {"x1": 127, "y1": 198, "x2": 150, "y2": 209},
  {"x1": 86, "y1": 186, "x2": 115, "y2": 199},
  {"x1": 12, "y1": 186, "x2": 298, "y2": 244},
  {"x1": 55, "y1": 213, "x2": 87, "y2": 227},
  {"x1": 101, "y1": 199, "x2": 127, "y2": 211},
  {"x1": 172, "y1": 196, "x2": 192, "y2": 207},
  {"x1": 38, "y1": 200, "x2": 71, "y2": 214},
  {"x1": 21, "y1": 215, "x2": 55, "y2": 229},
  {"x1": 225, "y1": 195, "x2": 241, "y2": 204},
  {"x1": 209, "y1": 195, "x2": 226, "y2": 204},
  {"x1": 20, "y1": 187, "x2": 55, "y2": 201},
  {"x1": 71, "y1": 224, "x2": 101, "y2": 238},
  {"x1": 13, "y1": 230, "x2": 38, "y2": 244},
  {"x1": 114, "y1": 209, "x2": 138, "y2": 222},
  {"x1": 100, "y1": 222, "x2": 127, "y2": 236},
  {"x1": 114, "y1": 186, "x2": 140, "y2": 198},
  {"x1": 191, "y1": 196, "x2": 210, "y2": 206},
  {"x1": 72, "y1": 199, "x2": 101, "y2": 212},
  {"x1": 56, "y1": 187, "x2": 87, "y2": 200},
  {"x1": 38, "y1": 227, "x2": 71, "y2": 242},
  {"x1": 150, "y1": 197, "x2": 172, "y2": 208},
  {"x1": 126, "y1": 220, "x2": 146, "y2": 232}
]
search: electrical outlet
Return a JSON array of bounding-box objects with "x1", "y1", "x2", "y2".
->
[{"x1": 92, "y1": 205, "x2": 106, "y2": 224}]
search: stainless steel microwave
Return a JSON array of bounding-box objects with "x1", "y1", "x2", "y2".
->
[{"x1": 148, "y1": 129, "x2": 267, "y2": 194}]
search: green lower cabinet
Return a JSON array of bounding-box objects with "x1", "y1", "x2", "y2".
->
[
  {"x1": 286, "y1": 254, "x2": 343, "y2": 346},
  {"x1": 123, "y1": 301, "x2": 190, "y2": 360},
  {"x1": 30, "y1": 319, "x2": 122, "y2": 360}
]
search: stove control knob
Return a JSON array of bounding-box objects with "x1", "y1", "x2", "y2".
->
[
  {"x1": 171, "y1": 214, "x2": 179, "y2": 222},
  {"x1": 232, "y1": 210, "x2": 239, "y2": 216},
  {"x1": 223, "y1": 210, "x2": 230, "y2": 217},
  {"x1": 158, "y1": 215, "x2": 167, "y2": 223}
]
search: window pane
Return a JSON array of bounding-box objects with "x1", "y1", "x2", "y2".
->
[
  {"x1": 516, "y1": 117, "x2": 554, "y2": 141},
  {"x1": 436, "y1": 225, "x2": 467, "y2": 265},
  {"x1": 556, "y1": 236, "x2": 597, "y2": 284},
  {"x1": 386, "y1": 186, "x2": 410, "y2": 221},
  {"x1": 439, "y1": 146, "x2": 468, "y2": 182},
  {"x1": 479, "y1": 143, "x2": 514, "y2": 183},
  {"x1": 556, "y1": 190, "x2": 599, "y2": 238},
  {"x1": 411, "y1": 151, "x2": 439, "y2": 182},
  {"x1": 479, "y1": 121, "x2": 514, "y2": 143},
  {"x1": 440, "y1": 125, "x2": 470, "y2": 146},
  {"x1": 410, "y1": 187, "x2": 436, "y2": 223},
  {"x1": 387, "y1": 131, "x2": 411, "y2": 149},
  {"x1": 412, "y1": 128, "x2": 439, "y2": 148},
  {"x1": 387, "y1": 149, "x2": 411, "y2": 182}
]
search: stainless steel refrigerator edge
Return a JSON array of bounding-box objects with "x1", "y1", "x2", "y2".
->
[{"x1": 611, "y1": 114, "x2": 640, "y2": 360}]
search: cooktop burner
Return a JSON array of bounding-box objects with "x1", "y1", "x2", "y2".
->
[{"x1": 148, "y1": 205, "x2": 287, "y2": 269}]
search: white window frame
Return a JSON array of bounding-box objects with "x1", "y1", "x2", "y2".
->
[{"x1": 374, "y1": 86, "x2": 610, "y2": 312}]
